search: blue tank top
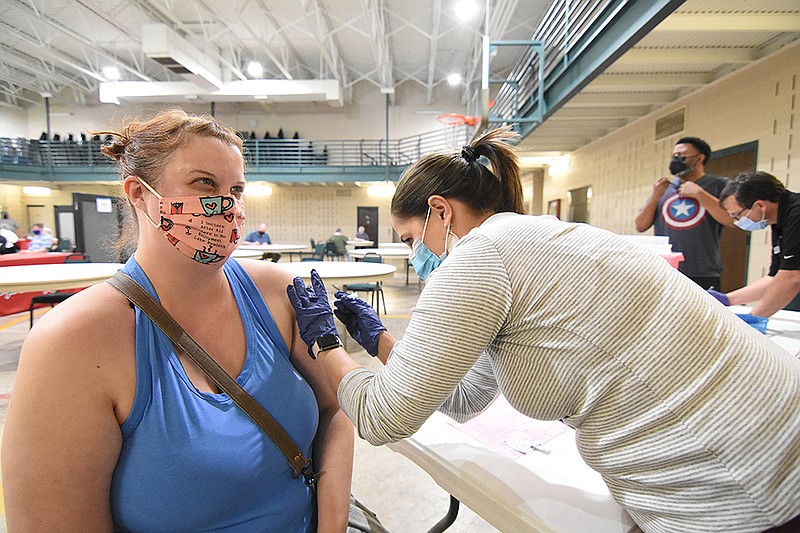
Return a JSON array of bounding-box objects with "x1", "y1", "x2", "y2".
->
[{"x1": 110, "y1": 257, "x2": 318, "y2": 532}]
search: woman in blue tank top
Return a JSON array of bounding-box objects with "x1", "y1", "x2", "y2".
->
[{"x1": 3, "y1": 109, "x2": 354, "y2": 531}]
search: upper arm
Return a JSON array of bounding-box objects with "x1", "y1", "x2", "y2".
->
[
  {"x1": 238, "y1": 261, "x2": 341, "y2": 415},
  {"x1": 2, "y1": 288, "x2": 133, "y2": 530},
  {"x1": 339, "y1": 236, "x2": 513, "y2": 444}
]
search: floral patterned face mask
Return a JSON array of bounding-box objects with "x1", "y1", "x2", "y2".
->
[{"x1": 138, "y1": 178, "x2": 246, "y2": 265}]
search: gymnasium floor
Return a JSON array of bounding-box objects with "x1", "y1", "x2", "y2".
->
[{"x1": 0, "y1": 271, "x2": 498, "y2": 532}]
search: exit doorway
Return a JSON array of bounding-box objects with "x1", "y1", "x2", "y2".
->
[{"x1": 705, "y1": 141, "x2": 757, "y2": 293}]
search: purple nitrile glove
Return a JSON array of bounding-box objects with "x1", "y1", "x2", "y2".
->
[
  {"x1": 707, "y1": 289, "x2": 730, "y2": 306},
  {"x1": 286, "y1": 269, "x2": 337, "y2": 358},
  {"x1": 333, "y1": 291, "x2": 387, "y2": 357}
]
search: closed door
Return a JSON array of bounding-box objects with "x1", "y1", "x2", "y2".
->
[
  {"x1": 357, "y1": 206, "x2": 378, "y2": 244},
  {"x1": 705, "y1": 142, "x2": 757, "y2": 292}
]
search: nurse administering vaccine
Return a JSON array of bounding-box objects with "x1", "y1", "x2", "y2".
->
[{"x1": 288, "y1": 127, "x2": 800, "y2": 533}]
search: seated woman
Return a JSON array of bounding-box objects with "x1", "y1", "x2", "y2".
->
[{"x1": 1, "y1": 109, "x2": 354, "y2": 531}]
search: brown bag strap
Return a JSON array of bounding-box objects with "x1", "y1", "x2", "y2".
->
[{"x1": 107, "y1": 271, "x2": 317, "y2": 489}]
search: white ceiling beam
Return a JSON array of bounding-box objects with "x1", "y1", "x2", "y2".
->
[
  {"x1": 196, "y1": 0, "x2": 294, "y2": 80},
  {"x1": 588, "y1": 72, "x2": 711, "y2": 88},
  {"x1": 544, "y1": 117, "x2": 630, "y2": 128},
  {"x1": 654, "y1": 13, "x2": 800, "y2": 32},
  {"x1": 253, "y1": 0, "x2": 313, "y2": 78},
  {"x1": 425, "y1": 0, "x2": 442, "y2": 104},
  {"x1": 567, "y1": 91, "x2": 677, "y2": 106},
  {"x1": 0, "y1": 20, "x2": 114, "y2": 84},
  {"x1": 555, "y1": 105, "x2": 653, "y2": 118},
  {"x1": 295, "y1": 0, "x2": 349, "y2": 92},
  {"x1": 5, "y1": 0, "x2": 153, "y2": 82},
  {"x1": 0, "y1": 45, "x2": 94, "y2": 93},
  {"x1": 362, "y1": 0, "x2": 395, "y2": 92},
  {"x1": 618, "y1": 48, "x2": 756, "y2": 65}
]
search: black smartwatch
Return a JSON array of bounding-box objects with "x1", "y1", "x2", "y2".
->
[{"x1": 313, "y1": 333, "x2": 342, "y2": 358}]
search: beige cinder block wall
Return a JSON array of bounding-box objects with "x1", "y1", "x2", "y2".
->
[
  {"x1": 544, "y1": 40, "x2": 799, "y2": 285},
  {"x1": 240, "y1": 184, "x2": 395, "y2": 245}
]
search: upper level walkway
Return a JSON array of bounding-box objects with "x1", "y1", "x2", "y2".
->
[{"x1": 0, "y1": 125, "x2": 473, "y2": 184}]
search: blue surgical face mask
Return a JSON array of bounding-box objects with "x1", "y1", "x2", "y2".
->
[
  {"x1": 734, "y1": 205, "x2": 769, "y2": 232},
  {"x1": 409, "y1": 207, "x2": 453, "y2": 281}
]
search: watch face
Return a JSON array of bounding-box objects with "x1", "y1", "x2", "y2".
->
[{"x1": 316, "y1": 333, "x2": 342, "y2": 351}]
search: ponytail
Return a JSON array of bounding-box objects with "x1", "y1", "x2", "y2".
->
[{"x1": 391, "y1": 126, "x2": 525, "y2": 220}]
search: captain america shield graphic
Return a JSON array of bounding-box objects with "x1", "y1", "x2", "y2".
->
[{"x1": 661, "y1": 193, "x2": 706, "y2": 230}]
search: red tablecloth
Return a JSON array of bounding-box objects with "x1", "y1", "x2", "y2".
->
[
  {"x1": 659, "y1": 252, "x2": 685, "y2": 269},
  {"x1": 0, "y1": 252, "x2": 77, "y2": 267},
  {"x1": 0, "y1": 252, "x2": 88, "y2": 316}
]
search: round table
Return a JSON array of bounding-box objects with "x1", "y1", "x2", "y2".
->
[
  {"x1": 237, "y1": 243, "x2": 309, "y2": 252},
  {"x1": 236, "y1": 243, "x2": 309, "y2": 261},
  {"x1": 231, "y1": 249, "x2": 265, "y2": 260},
  {"x1": 274, "y1": 260, "x2": 396, "y2": 286},
  {"x1": 0, "y1": 263, "x2": 124, "y2": 293},
  {"x1": 348, "y1": 247, "x2": 413, "y2": 284}
]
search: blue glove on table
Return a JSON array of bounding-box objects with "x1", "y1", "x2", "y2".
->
[
  {"x1": 707, "y1": 288, "x2": 730, "y2": 306},
  {"x1": 286, "y1": 269, "x2": 337, "y2": 357},
  {"x1": 333, "y1": 291, "x2": 387, "y2": 357}
]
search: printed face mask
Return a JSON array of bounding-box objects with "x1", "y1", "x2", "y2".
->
[
  {"x1": 138, "y1": 178, "x2": 245, "y2": 264},
  {"x1": 409, "y1": 207, "x2": 457, "y2": 281},
  {"x1": 668, "y1": 156, "x2": 691, "y2": 177}
]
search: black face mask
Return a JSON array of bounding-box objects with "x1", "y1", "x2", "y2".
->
[{"x1": 668, "y1": 156, "x2": 691, "y2": 177}]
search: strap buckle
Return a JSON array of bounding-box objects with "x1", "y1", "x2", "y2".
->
[{"x1": 292, "y1": 458, "x2": 318, "y2": 492}]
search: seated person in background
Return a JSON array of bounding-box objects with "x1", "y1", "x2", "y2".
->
[
  {"x1": 326, "y1": 228, "x2": 349, "y2": 257},
  {"x1": 0, "y1": 224, "x2": 19, "y2": 254},
  {"x1": 709, "y1": 171, "x2": 800, "y2": 317},
  {"x1": 2, "y1": 211, "x2": 19, "y2": 232},
  {"x1": 354, "y1": 225, "x2": 370, "y2": 241},
  {"x1": 243, "y1": 223, "x2": 272, "y2": 245},
  {"x1": 23, "y1": 223, "x2": 54, "y2": 252}
]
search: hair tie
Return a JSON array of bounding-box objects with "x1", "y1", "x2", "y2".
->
[{"x1": 461, "y1": 145, "x2": 477, "y2": 163}]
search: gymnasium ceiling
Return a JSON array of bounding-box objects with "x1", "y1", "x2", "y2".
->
[{"x1": 1, "y1": 0, "x2": 799, "y2": 158}]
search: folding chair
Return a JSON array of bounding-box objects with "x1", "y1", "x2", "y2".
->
[{"x1": 343, "y1": 253, "x2": 387, "y2": 315}]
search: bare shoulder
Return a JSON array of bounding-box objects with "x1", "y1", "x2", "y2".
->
[
  {"x1": 22, "y1": 281, "x2": 136, "y2": 398},
  {"x1": 237, "y1": 259, "x2": 297, "y2": 303}
]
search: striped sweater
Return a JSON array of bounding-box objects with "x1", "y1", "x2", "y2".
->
[{"x1": 338, "y1": 212, "x2": 800, "y2": 532}]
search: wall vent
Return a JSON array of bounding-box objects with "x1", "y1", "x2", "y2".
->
[{"x1": 655, "y1": 108, "x2": 684, "y2": 140}]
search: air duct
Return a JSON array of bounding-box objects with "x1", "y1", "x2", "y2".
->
[{"x1": 142, "y1": 24, "x2": 224, "y2": 91}]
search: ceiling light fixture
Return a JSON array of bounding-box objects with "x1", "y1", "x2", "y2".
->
[
  {"x1": 102, "y1": 66, "x2": 120, "y2": 81},
  {"x1": 547, "y1": 155, "x2": 571, "y2": 177},
  {"x1": 22, "y1": 186, "x2": 53, "y2": 196},
  {"x1": 447, "y1": 73, "x2": 462, "y2": 86},
  {"x1": 367, "y1": 181, "x2": 396, "y2": 198},
  {"x1": 244, "y1": 183, "x2": 273, "y2": 196},
  {"x1": 246, "y1": 61, "x2": 263, "y2": 78},
  {"x1": 454, "y1": 0, "x2": 479, "y2": 21}
]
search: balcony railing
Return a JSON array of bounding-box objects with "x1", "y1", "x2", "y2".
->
[{"x1": 0, "y1": 125, "x2": 473, "y2": 171}]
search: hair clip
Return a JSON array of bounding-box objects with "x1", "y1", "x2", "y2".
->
[{"x1": 461, "y1": 145, "x2": 477, "y2": 163}]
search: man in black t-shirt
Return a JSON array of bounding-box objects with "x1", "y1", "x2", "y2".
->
[
  {"x1": 635, "y1": 136, "x2": 734, "y2": 289},
  {"x1": 708, "y1": 171, "x2": 800, "y2": 317}
]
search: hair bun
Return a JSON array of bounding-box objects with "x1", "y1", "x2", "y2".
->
[
  {"x1": 100, "y1": 134, "x2": 127, "y2": 161},
  {"x1": 461, "y1": 145, "x2": 477, "y2": 163}
]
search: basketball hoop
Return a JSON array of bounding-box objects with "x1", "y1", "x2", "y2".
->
[{"x1": 436, "y1": 113, "x2": 480, "y2": 127}]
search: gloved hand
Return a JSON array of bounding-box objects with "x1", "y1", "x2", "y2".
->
[
  {"x1": 333, "y1": 291, "x2": 387, "y2": 357},
  {"x1": 707, "y1": 288, "x2": 730, "y2": 306},
  {"x1": 286, "y1": 269, "x2": 337, "y2": 357}
]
